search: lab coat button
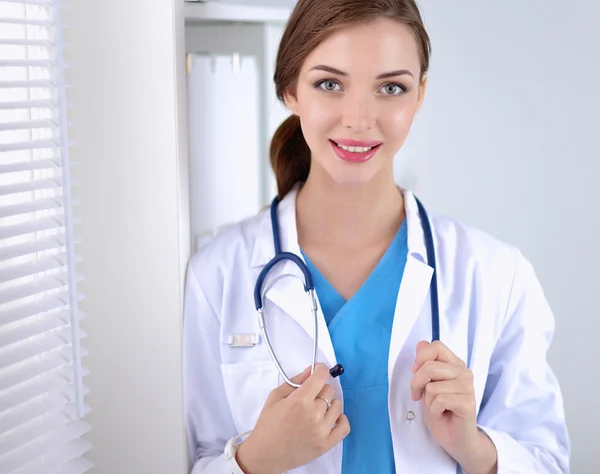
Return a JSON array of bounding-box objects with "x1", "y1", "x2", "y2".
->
[{"x1": 405, "y1": 411, "x2": 416, "y2": 421}]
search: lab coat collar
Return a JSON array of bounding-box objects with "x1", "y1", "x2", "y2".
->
[{"x1": 250, "y1": 182, "x2": 430, "y2": 269}]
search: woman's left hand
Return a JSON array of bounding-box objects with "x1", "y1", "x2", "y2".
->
[{"x1": 411, "y1": 340, "x2": 497, "y2": 473}]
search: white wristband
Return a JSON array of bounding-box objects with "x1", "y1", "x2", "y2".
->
[{"x1": 224, "y1": 430, "x2": 253, "y2": 474}]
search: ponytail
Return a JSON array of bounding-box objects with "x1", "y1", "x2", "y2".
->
[{"x1": 269, "y1": 114, "x2": 311, "y2": 200}]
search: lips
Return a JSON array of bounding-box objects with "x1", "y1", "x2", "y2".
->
[{"x1": 329, "y1": 139, "x2": 382, "y2": 163}]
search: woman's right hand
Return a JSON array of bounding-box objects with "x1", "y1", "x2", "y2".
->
[{"x1": 235, "y1": 363, "x2": 350, "y2": 474}]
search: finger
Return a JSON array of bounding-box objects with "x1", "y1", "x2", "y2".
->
[
  {"x1": 422, "y1": 379, "x2": 467, "y2": 409},
  {"x1": 429, "y1": 393, "x2": 476, "y2": 419},
  {"x1": 327, "y1": 413, "x2": 350, "y2": 447},
  {"x1": 314, "y1": 384, "x2": 336, "y2": 414},
  {"x1": 316, "y1": 384, "x2": 336, "y2": 402},
  {"x1": 410, "y1": 361, "x2": 462, "y2": 401},
  {"x1": 293, "y1": 363, "x2": 331, "y2": 400},
  {"x1": 323, "y1": 399, "x2": 343, "y2": 426},
  {"x1": 413, "y1": 340, "x2": 464, "y2": 373},
  {"x1": 416, "y1": 340, "x2": 429, "y2": 355},
  {"x1": 266, "y1": 366, "x2": 311, "y2": 405}
]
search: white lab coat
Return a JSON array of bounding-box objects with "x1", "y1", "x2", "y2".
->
[{"x1": 183, "y1": 184, "x2": 570, "y2": 474}]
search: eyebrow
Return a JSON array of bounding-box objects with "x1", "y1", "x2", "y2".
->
[{"x1": 309, "y1": 64, "x2": 414, "y2": 79}]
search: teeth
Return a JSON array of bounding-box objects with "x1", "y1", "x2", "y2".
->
[{"x1": 337, "y1": 143, "x2": 375, "y2": 153}]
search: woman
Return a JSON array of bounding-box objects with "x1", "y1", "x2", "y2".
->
[{"x1": 183, "y1": 0, "x2": 570, "y2": 473}]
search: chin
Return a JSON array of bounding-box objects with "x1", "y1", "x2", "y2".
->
[{"x1": 323, "y1": 162, "x2": 382, "y2": 187}]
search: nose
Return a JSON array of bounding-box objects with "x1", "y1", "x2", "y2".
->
[{"x1": 341, "y1": 91, "x2": 375, "y2": 132}]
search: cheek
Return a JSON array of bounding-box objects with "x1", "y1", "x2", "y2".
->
[
  {"x1": 298, "y1": 99, "x2": 338, "y2": 141},
  {"x1": 380, "y1": 102, "x2": 418, "y2": 141}
]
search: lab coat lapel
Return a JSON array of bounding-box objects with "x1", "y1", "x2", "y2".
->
[
  {"x1": 264, "y1": 261, "x2": 337, "y2": 368},
  {"x1": 253, "y1": 185, "x2": 338, "y2": 369},
  {"x1": 388, "y1": 190, "x2": 435, "y2": 378},
  {"x1": 388, "y1": 256, "x2": 433, "y2": 376}
]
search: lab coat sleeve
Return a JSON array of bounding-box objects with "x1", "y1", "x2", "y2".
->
[
  {"x1": 183, "y1": 263, "x2": 239, "y2": 474},
  {"x1": 476, "y1": 249, "x2": 571, "y2": 473}
]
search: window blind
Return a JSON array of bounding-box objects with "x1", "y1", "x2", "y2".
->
[{"x1": 0, "y1": 1, "x2": 92, "y2": 473}]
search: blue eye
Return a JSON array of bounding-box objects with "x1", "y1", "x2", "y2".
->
[
  {"x1": 315, "y1": 80, "x2": 342, "y2": 92},
  {"x1": 380, "y1": 83, "x2": 406, "y2": 96}
]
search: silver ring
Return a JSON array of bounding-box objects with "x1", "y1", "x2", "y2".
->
[{"x1": 316, "y1": 396, "x2": 332, "y2": 409}]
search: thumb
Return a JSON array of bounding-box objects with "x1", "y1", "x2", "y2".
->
[{"x1": 265, "y1": 366, "x2": 312, "y2": 406}]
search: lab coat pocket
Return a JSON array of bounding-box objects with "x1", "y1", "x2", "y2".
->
[{"x1": 220, "y1": 360, "x2": 279, "y2": 434}]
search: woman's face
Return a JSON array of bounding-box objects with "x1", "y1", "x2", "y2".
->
[{"x1": 285, "y1": 18, "x2": 427, "y2": 187}]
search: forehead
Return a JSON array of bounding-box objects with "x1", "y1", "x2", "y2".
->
[{"x1": 301, "y1": 17, "x2": 421, "y2": 75}]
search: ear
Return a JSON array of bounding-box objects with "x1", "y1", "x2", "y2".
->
[
  {"x1": 416, "y1": 73, "x2": 428, "y2": 113},
  {"x1": 283, "y1": 89, "x2": 299, "y2": 116}
]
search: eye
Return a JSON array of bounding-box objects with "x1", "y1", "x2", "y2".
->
[
  {"x1": 380, "y1": 83, "x2": 406, "y2": 96},
  {"x1": 315, "y1": 80, "x2": 343, "y2": 92}
]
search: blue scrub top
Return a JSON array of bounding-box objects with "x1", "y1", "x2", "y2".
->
[{"x1": 301, "y1": 221, "x2": 408, "y2": 474}]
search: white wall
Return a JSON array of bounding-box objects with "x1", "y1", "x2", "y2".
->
[
  {"x1": 408, "y1": 1, "x2": 599, "y2": 472},
  {"x1": 63, "y1": 0, "x2": 190, "y2": 472}
]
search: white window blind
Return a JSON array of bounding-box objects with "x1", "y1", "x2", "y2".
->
[{"x1": 0, "y1": 1, "x2": 92, "y2": 473}]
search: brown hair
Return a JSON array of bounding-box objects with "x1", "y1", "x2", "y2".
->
[{"x1": 269, "y1": 0, "x2": 432, "y2": 199}]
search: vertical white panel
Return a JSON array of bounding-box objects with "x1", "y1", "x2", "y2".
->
[
  {"x1": 63, "y1": 0, "x2": 188, "y2": 472},
  {"x1": 187, "y1": 53, "x2": 261, "y2": 252}
]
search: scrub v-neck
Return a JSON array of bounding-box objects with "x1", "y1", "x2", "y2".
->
[{"x1": 300, "y1": 220, "x2": 408, "y2": 474}]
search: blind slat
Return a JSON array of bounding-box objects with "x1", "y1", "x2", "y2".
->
[
  {"x1": 0, "y1": 215, "x2": 65, "y2": 241},
  {"x1": 0, "y1": 234, "x2": 66, "y2": 261},
  {"x1": 0, "y1": 100, "x2": 56, "y2": 110},
  {"x1": 0, "y1": 384, "x2": 87, "y2": 435},
  {"x1": 0, "y1": 290, "x2": 76, "y2": 327},
  {"x1": 0, "y1": 252, "x2": 69, "y2": 285},
  {"x1": 0, "y1": 158, "x2": 60, "y2": 174},
  {"x1": 0, "y1": 119, "x2": 57, "y2": 131},
  {"x1": 0, "y1": 80, "x2": 55, "y2": 89},
  {"x1": 0, "y1": 197, "x2": 62, "y2": 219},
  {"x1": 0, "y1": 344, "x2": 89, "y2": 392},
  {"x1": 0, "y1": 325, "x2": 87, "y2": 371},
  {"x1": 9, "y1": 433, "x2": 93, "y2": 474},
  {"x1": 1, "y1": 413, "x2": 91, "y2": 473},
  {"x1": 0, "y1": 270, "x2": 79, "y2": 308},
  {"x1": 0, "y1": 17, "x2": 52, "y2": 27},
  {"x1": 0, "y1": 39, "x2": 53, "y2": 48},
  {"x1": 0, "y1": 138, "x2": 59, "y2": 153},
  {"x1": 0, "y1": 178, "x2": 61, "y2": 198},
  {"x1": 0, "y1": 399, "x2": 90, "y2": 459},
  {"x1": 0, "y1": 59, "x2": 54, "y2": 68},
  {"x1": 0, "y1": 363, "x2": 89, "y2": 415}
]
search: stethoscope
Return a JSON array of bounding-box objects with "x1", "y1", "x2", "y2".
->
[{"x1": 254, "y1": 195, "x2": 440, "y2": 388}]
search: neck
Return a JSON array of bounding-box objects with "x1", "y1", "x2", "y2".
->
[{"x1": 296, "y1": 169, "x2": 405, "y2": 251}]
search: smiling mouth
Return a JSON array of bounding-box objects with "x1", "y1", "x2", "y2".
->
[
  {"x1": 331, "y1": 141, "x2": 379, "y2": 153},
  {"x1": 329, "y1": 140, "x2": 383, "y2": 163}
]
